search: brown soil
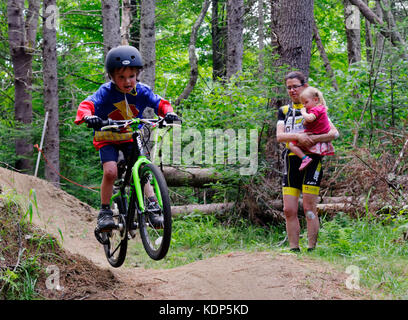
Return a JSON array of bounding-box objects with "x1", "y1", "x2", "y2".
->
[{"x1": 0, "y1": 167, "x2": 373, "y2": 300}]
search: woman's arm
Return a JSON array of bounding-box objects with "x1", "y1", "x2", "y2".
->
[
  {"x1": 276, "y1": 122, "x2": 315, "y2": 145},
  {"x1": 308, "y1": 120, "x2": 339, "y2": 144}
]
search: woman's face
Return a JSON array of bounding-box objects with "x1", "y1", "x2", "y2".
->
[{"x1": 286, "y1": 78, "x2": 306, "y2": 104}]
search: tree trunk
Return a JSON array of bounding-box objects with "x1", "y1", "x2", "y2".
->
[
  {"x1": 211, "y1": 0, "x2": 227, "y2": 80},
  {"x1": 362, "y1": 0, "x2": 373, "y2": 62},
  {"x1": 344, "y1": 0, "x2": 361, "y2": 64},
  {"x1": 175, "y1": 0, "x2": 210, "y2": 106},
  {"x1": 172, "y1": 202, "x2": 234, "y2": 216},
  {"x1": 7, "y1": 0, "x2": 40, "y2": 173},
  {"x1": 101, "y1": 0, "x2": 121, "y2": 58},
  {"x1": 226, "y1": 0, "x2": 244, "y2": 79},
  {"x1": 162, "y1": 166, "x2": 223, "y2": 187},
  {"x1": 121, "y1": 0, "x2": 132, "y2": 45},
  {"x1": 140, "y1": 0, "x2": 156, "y2": 90},
  {"x1": 348, "y1": 0, "x2": 408, "y2": 60},
  {"x1": 270, "y1": 0, "x2": 314, "y2": 79},
  {"x1": 42, "y1": 0, "x2": 60, "y2": 187},
  {"x1": 139, "y1": 0, "x2": 156, "y2": 119}
]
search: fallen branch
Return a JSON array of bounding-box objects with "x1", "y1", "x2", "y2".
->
[
  {"x1": 163, "y1": 166, "x2": 224, "y2": 187},
  {"x1": 171, "y1": 199, "x2": 357, "y2": 217},
  {"x1": 172, "y1": 202, "x2": 234, "y2": 215}
]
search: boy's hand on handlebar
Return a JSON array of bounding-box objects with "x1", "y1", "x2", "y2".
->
[
  {"x1": 164, "y1": 112, "x2": 182, "y2": 124},
  {"x1": 84, "y1": 115, "x2": 103, "y2": 129}
]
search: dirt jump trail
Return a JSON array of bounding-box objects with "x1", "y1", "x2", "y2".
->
[{"x1": 0, "y1": 167, "x2": 370, "y2": 300}]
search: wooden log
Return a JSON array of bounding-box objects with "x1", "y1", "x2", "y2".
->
[
  {"x1": 170, "y1": 200, "x2": 351, "y2": 216},
  {"x1": 171, "y1": 202, "x2": 234, "y2": 216},
  {"x1": 162, "y1": 166, "x2": 223, "y2": 187}
]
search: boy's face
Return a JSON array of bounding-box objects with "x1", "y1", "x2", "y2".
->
[{"x1": 111, "y1": 67, "x2": 141, "y2": 93}]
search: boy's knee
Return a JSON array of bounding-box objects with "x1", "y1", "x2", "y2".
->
[{"x1": 103, "y1": 163, "x2": 118, "y2": 182}]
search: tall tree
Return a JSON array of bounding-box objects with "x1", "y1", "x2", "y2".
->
[
  {"x1": 7, "y1": 0, "x2": 40, "y2": 172},
  {"x1": 270, "y1": 0, "x2": 314, "y2": 79},
  {"x1": 348, "y1": 0, "x2": 408, "y2": 60},
  {"x1": 344, "y1": 0, "x2": 361, "y2": 64},
  {"x1": 42, "y1": 0, "x2": 60, "y2": 186},
  {"x1": 121, "y1": 0, "x2": 132, "y2": 45},
  {"x1": 226, "y1": 0, "x2": 244, "y2": 79},
  {"x1": 101, "y1": 0, "x2": 121, "y2": 58},
  {"x1": 140, "y1": 0, "x2": 156, "y2": 90},
  {"x1": 139, "y1": 0, "x2": 156, "y2": 118}
]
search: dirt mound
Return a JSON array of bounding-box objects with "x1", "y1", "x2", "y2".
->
[{"x1": 0, "y1": 167, "x2": 372, "y2": 300}]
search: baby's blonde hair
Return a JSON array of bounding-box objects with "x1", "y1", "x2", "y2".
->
[{"x1": 299, "y1": 86, "x2": 327, "y2": 108}]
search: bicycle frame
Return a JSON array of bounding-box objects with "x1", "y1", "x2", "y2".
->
[{"x1": 109, "y1": 119, "x2": 163, "y2": 214}]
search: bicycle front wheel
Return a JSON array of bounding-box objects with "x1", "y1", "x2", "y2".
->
[{"x1": 136, "y1": 163, "x2": 172, "y2": 260}]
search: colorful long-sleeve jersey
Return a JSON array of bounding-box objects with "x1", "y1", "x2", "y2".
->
[{"x1": 75, "y1": 81, "x2": 173, "y2": 150}]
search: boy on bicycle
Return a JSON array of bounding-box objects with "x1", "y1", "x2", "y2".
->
[{"x1": 74, "y1": 45, "x2": 181, "y2": 233}]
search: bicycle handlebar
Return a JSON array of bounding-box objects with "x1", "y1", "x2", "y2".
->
[{"x1": 100, "y1": 117, "x2": 180, "y2": 132}]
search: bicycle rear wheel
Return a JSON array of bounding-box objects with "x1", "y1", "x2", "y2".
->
[
  {"x1": 103, "y1": 196, "x2": 128, "y2": 267},
  {"x1": 136, "y1": 163, "x2": 172, "y2": 260}
]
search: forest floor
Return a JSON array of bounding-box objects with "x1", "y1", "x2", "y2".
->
[{"x1": 0, "y1": 167, "x2": 374, "y2": 300}]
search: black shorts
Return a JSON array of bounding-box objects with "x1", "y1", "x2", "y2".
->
[
  {"x1": 282, "y1": 152, "x2": 323, "y2": 197},
  {"x1": 99, "y1": 143, "x2": 134, "y2": 164}
]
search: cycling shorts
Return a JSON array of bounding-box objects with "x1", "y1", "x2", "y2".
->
[
  {"x1": 282, "y1": 152, "x2": 323, "y2": 197},
  {"x1": 99, "y1": 143, "x2": 134, "y2": 164}
]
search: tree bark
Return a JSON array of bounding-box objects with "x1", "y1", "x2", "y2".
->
[
  {"x1": 7, "y1": 0, "x2": 40, "y2": 172},
  {"x1": 171, "y1": 202, "x2": 234, "y2": 216},
  {"x1": 171, "y1": 199, "x2": 353, "y2": 216},
  {"x1": 344, "y1": 0, "x2": 362, "y2": 64},
  {"x1": 139, "y1": 0, "x2": 156, "y2": 90},
  {"x1": 42, "y1": 0, "x2": 60, "y2": 186},
  {"x1": 270, "y1": 0, "x2": 314, "y2": 79},
  {"x1": 101, "y1": 0, "x2": 121, "y2": 58},
  {"x1": 162, "y1": 166, "x2": 223, "y2": 187},
  {"x1": 121, "y1": 0, "x2": 132, "y2": 45},
  {"x1": 226, "y1": 0, "x2": 244, "y2": 79},
  {"x1": 348, "y1": 0, "x2": 408, "y2": 60},
  {"x1": 175, "y1": 0, "x2": 210, "y2": 106},
  {"x1": 363, "y1": 0, "x2": 373, "y2": 62},
  {"x1": 139, "y1": 0, "x2": 156, "y2": 119}
]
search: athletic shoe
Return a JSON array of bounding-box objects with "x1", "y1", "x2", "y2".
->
[
  {"x1": 299, "y1": 156, "x2": 313, "y2": 171},
  {"x1": 96, "y1": 208, "x2": 116, "y2": 232}
]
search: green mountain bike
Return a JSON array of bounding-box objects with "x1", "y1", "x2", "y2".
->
[{"x1": 94, "y1": 117, "x2": 177, "y2": 267}]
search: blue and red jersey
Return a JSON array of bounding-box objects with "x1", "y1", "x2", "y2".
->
[{"x1": 75, "y1": 81, "x2": 173, "y2": 150}]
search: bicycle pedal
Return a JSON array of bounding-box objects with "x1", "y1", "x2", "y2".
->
[{"x1": 94, "y1": 229, "x2": 109, "y2": 245}]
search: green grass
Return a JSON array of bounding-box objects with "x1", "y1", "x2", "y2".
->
[{"x1": 301, "y1": 212, "x2": 408, "y2": 299}]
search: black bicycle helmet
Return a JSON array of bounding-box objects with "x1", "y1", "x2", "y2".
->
[{"x1": 105, "y1": 45, "x2": 144, "y2": 75}]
